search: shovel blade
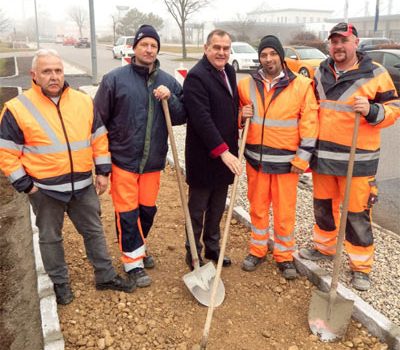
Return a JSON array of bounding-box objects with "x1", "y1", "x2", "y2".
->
[
  {"x1": 183, "y1": 262, "x2": 225, "y2": 307},
  {"x1": 308, "y1": 289, "x2": 354, "y2": 342}
]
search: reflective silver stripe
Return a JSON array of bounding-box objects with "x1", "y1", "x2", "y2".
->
[
  {"x1": 249, "y1": 78, "x2": 261, "y2": 112},
  {"x1": 250, "y1": 238, "x2": 268, "y2": 246},
  {"x1": 91, "y1": 125, "x2": 107, "y2": 141},
  {"x1": 245, "y1": 149, "x2": 294, "y2": 163},
  {"x1": 0, "y1": 139, "x2": 23, "y2": 152},
  {"x1": 338, "y1": 66, "x2": 386, "y2": 102},
  {"x1": 300, "y1": 137, "x2": 316, "y2": 147},
  {"x1": 275, "y1": 233, "x2": 293, "y2": 243},
  {"x1": 122, "y1": 245, "x2": 146, "y2": 259},
  {"x1": 251, "y1": 115, "x2": 298, "y2": 127},
  {"x1": 34, "y1": 177, "x2": 92, "y2": 191},
  {"x1": 314, "y1": 233, "x2": 334, "y2": 243},
  {"x1": 94, "y1": 155, "x2": 111, "y2": 165},
  {"x1": 274, "y1": 242, "x2": 295, "y2": 252},
  {"x1": 315, "y1": 242, "x2": 336, "y2": 253},
  {"x1": 316, "y1": 150, "x2": 380, "y2": 161},
  {"x1": 370, "y1": 104, "x2": 385, "y2": 125},
  {"x1": 314, "y1": 69, "x2": 326, "y2": 100},
  {"x1": 387, "y1": 101, "x2": 400, "y2": 108},
  {"x1": 70, "y1": 139, "x2": 90, "y2": 151},
  {"x1": 320, "y1": 101, "x2": 354, "y2": 112},
  {"x1": 17, "y1": 95, "x2": 59, "y2": 144},
  {"x1": 251, "y1": 224, "x2": 269, "y2": 235},
  {"x1": 8, "y1": 167, "x2": 26, "y2": 183},
  {"x1": 23, "y1": 139, "x2": 90, "y2": 154},
  {"x1": 296, "y1": 148, "x2": 312, "y2": 162},
  {"x1": 348, "y1": 253, "x2": 371, "y2": 262}
]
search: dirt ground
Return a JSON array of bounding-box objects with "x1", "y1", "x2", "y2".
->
[
  {"x1": 0, "y1": 174, "x2": 43, "y2": 350},
  {"x1": 56, "y1": 165, "x2": 389, "y2": 350}
]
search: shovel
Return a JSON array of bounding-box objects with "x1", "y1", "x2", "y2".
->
[
  {"x1": 200, "y1": 118, "x2": 251, "y2": 349},
  {"x1": 308, "y1": 113, "x2": 360, "y2": 341},
  {"x1": 161, "y1": 99, "x2": 225, "y2": 307}
]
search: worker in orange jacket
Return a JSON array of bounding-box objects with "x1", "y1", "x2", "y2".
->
[
  {"x1": 238, "y1": 35, "x2": 319, "y2": 279},
  {"x1": 0, "y1": 49, "x2": 135, "y2": 304},
  {"x1": 299, "y1": 23, "x2": 400, "y2": 291}
]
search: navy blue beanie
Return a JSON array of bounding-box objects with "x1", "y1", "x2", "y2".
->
[
  {"x1": 258, "y1": 35, "x2": 284, "y2": 63},
  {"x1": 133, "y1": 24, "x2": 160, "y2": 52}
]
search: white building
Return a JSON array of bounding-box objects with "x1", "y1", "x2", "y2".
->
[{"x1": 248, "y1": 8, "x2": 333, "y2": 25}]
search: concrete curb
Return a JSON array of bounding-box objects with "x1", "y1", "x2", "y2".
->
[
  {"x1": 31, "y1": 207, "x2": 65, "y2": 350},
  {"x1": 166, "y1": 155, "x2": 400, "y2": 349}
]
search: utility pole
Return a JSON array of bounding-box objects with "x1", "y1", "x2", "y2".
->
[
  {"x1": 344, "y1": 0, "x2": 349, "y2": 23},
  {"x1": 374, "y1": 0, "x2": 380, "y2": 34},
  {"x1": 88, "y1": 0, "x2": 97, "y2": 84},
  {"x1": 34, "y1": 0, "x2": 40, "y2": 49}
]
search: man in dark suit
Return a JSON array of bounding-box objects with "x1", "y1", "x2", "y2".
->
[{"x1": 183, "y1": 29, "x2": 241, "y2": 269}]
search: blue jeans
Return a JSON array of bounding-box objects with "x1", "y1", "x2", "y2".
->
[{"x1": 29, "y1": 185, "x2": 116, "y2": 284}]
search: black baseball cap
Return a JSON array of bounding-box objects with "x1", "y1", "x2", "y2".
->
[{"x1": 328, "y1": 22, "x2": 358, "y2": 39}]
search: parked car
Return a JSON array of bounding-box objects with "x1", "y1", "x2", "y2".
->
[
  {"x1": 228, "y1": 42, "x2": 259, "y2": 72},
  {"x1": 366, "y1": 49, "x2": 400, "y2": 94},
  {"x1": 358, "y1": 37, "x2": 393, "y2": 51},
  {"x1": 284, "y1": 45, "x2": 327, "y2": 78},
  {"x1": 74, "y1": 37, "x2": 90, "y2": 48},
  {"x1": 55, "y1": 35, "x2": 64, "y2": 44},
  {"x1": 63, "y1": 37, "x2": 77, "y2": 46},
  {"x1": 112, "y1": 36, "x2": 135, "y2": 59}
]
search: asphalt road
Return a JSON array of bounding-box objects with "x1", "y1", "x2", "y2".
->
[{"x1": 40, "y1": 43, "x2": 250, "y2": 82}]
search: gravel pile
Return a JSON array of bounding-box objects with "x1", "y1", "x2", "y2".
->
[{"x1": 168, "y1": 125, "x2": 400, "y2": 328}]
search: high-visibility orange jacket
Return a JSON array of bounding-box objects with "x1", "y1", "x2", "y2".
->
[
  {"x1": 238, "y1": 68, "x2": 319, "y2": 173},
  {"x1": 311, "y1": 52, "x2": 400, "y2": 176},
  {"x1": 0, "y1": 81, "x2": 111, "y2": 196}
]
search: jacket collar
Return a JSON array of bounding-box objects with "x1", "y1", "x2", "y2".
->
[
  {"x1": 131, "y1": 57, "x2": 160, "y2": 80},
  {"x1": 31, "y1": 80, "x2": 69, "y2": 100}
]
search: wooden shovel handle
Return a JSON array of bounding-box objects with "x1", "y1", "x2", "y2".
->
[
  {"x1": 200, "y1": 118, "x2": 251, "y2": 349},
  {"x1": 330, "y1": 112, "x2": 361, "y2": 294},
  {"x1": 162, "y1": 99, "x2": 201, "y2": 271}
]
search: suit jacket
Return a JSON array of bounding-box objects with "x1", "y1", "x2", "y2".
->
[{"x1": 184, "y1": 55, "x2": 239, "y2": 187}]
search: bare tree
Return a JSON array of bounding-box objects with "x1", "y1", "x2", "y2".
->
[
  {"x1": 164, "y1": 0, "x2": 209, "y2": 59},
  {"x1": 225, "y1": 14, "x2": 256, "y2": 42},
  {"x1": 68, "y1": 6, "x2": 88, "y2": 38},
  {"x1": 0, "y1": 9, "x2": 10, "y2": 32}
]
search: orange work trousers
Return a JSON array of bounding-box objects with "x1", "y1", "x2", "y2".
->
[
  {"x1": 247, "y1": 163, "x2": 299, "y2": 262},
  {"x1": 110, "y1": 164, "x2": 161, "y2": 272},
  {"x1": 312, "y1": 172, "x2": 376, "y2": 273}
]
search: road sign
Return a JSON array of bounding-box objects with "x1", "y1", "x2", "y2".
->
[
  {"x1": 175, "y1": 66, "x2": 188, "y2": 86},
  {"x1": 122, "y1": 55, "x2": 131, "y2": 66}
]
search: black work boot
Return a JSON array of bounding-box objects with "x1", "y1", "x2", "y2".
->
[
  {"x1": 277, "y1": 261, "x2": 298, "y2": 280},
  {"x1": 96, "y1": 274, "x2": 136, "y2": 293},
  {"x1": 54, "y1": 283, "x2": 74, "y2": 305},
  {"x1": 128, "y1": 268, "x2": 152, "y2": 288}
]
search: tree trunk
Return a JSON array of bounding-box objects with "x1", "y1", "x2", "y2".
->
[{"x1": 181, "y1": 22, "x2": 187, "y2": 59}]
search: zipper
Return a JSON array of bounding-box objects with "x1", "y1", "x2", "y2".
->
[{"x1": 55, "y1": 100, "x2": 75, "y2": 193}]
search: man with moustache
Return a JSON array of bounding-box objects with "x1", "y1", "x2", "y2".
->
[
  {"x1": 183, "y1": 29, "x2": 243, "y2": 269},
  {"x1": 299, "y1": 23, "x2": 400, "y2": 290},
  {"x1": 0, "y1": 49, "x2": 135, "y2": 304},
  {"x1": 237, "y1": 35, "x2": 319, "y2": 279},
  {"x1": 95, "y1": 25, "x2": 186, "y2": 287}
]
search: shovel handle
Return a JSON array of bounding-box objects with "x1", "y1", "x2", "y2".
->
[
  {"x1": 200, "y1": 118, "x2": 251, "y2": 348},
  {"x1": 162, "y1": 99, "x2": 201, "y2": 270},
  {"x1": 330, "y1": 112, "x2": 361, "y2": 295}
]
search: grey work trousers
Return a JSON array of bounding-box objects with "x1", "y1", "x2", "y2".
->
[
  {"x1": 186, "y1": 185, "x2": 229, "y2": 257},
  {"x1": 29, "y1": 185, "x2": 116, "y2": 285}
]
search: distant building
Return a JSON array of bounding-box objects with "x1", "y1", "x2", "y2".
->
[
  {"x1": 327, "y1": 14, "x2": 400, "y2": 41},
  {"x1": 248, "y1": 8, "x2": 333, "y2": 25}
]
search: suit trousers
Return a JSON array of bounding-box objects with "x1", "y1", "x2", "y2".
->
[
  {"x1": 186, "y1": 185, "x2": 228, "y2": 258},
  {"x1": 29, "y1": 185, "x2": 116, "y2": 284}
]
